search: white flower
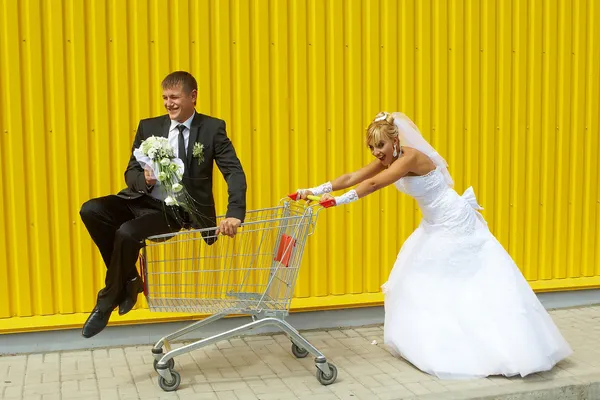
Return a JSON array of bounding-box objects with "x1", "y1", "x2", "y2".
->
[
  {"x1": 160, "y1": 158, "x2": 170, "y2": 166},
  {"x1": 193, "y1": 142, "x2": 204, "y2": 165},
  {"x1": 172, "y1": 183, "x2": 183, "y2": 193},
  {"x1": 165, "y1": 196, "x2": 178, "y2": 206},
  {"x1": 157, "y1": 171, "x2": 167, "y2": 181},
  {"x1": 139, "y1": 136, "x2": 176, "y2": 161}
]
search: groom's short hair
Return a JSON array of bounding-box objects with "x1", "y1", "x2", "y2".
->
[{"x1": 162, "y1": 71, "x2": 198, "y2": 94}]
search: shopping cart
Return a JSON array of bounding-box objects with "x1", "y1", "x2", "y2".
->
[{"x1": 139, "y1": 195, "x2": 337, "y2": 391}]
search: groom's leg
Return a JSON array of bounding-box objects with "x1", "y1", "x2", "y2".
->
[
  {"x1": 96, "y1": 197, "x2": 183, "y2": 312},
  {"x1": 80, "y1": 195, "x2": 134, "y2": 270},
  {"x1": 80, "y1": 195, "x2": 139, "y2": 338}
]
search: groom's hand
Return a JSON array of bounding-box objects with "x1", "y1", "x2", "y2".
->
[
  {"x1": 217, "y1": 218, "x2": 242, "y2": 238},
  {"x1": 144, "y1": 168, "x2": 157, "y2": 186}
]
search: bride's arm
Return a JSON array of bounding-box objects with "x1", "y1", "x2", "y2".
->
[
  {"x1": 325, "y1": 153, "x2": 415, "y2": 205},
  {"x1": 330, "y1": 159, "x2": 386, "y2": 191},
  {"x1": 297, "y1": 159, "x2": 385, "y2": 198},
  {"x1": 354, "y1": 153, "x2": 414, "y2": 197}
]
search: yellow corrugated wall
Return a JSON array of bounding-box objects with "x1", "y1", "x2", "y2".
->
[{"x1": 1, "y1": 0, "x2": 599, "y2": 333}]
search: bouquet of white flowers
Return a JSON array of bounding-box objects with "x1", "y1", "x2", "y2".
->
[
  {"x1": 133, "y1": 136, "x2": 214, "y2": 231},
  {"x1": 133, "y1": 136, "x2": 185, "y2": 206}
]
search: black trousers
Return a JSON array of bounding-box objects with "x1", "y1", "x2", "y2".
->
[{"x1": 80, "y1": 195, "x2": 183, "y2": 312}]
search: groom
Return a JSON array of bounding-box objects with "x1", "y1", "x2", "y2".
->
[{"x1": 79, "y1": 71, "x2": 247, "y2": 338}]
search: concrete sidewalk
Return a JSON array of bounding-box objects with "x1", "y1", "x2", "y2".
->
[{"x1": 1, "y1": 306, "x2": 599, "y2": 400}]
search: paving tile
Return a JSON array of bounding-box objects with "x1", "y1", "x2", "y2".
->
[{"x1": 1, "y1": 305, "x2": 599, "y2": 400}]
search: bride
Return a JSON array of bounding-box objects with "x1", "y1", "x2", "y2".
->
[{"x1": 295, "y1": 112, "x2": 572, "y2": 379}]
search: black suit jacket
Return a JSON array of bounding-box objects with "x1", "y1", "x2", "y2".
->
[{"x1": 117, "y1": 112, "x2": 247, "y2": 230}]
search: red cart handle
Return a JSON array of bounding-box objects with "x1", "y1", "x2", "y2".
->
[{"x1": 287, "y1": 192, "x2": 336, "y2": 208}]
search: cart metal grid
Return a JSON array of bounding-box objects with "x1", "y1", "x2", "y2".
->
[{"x1": 139, "y1": 198, "x2": 337, "y2": 391}]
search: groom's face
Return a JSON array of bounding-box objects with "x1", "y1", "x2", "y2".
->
[{"x1": 163, "y1": 83, "x2": 197, "y2": 123}]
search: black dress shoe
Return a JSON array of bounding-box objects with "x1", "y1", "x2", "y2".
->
[
  {"x1": 82, "y1": 308, "x2": 112, "y2": 338},
  {"x1": 118, "y1": 276, "x2": 143, "y2": 316}
]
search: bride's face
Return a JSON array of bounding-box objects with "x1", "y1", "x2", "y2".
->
[{"x1": 369, "y1": 137, "x2": 398, "y2": 166}]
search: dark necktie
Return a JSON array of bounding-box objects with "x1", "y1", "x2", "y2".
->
[{"x1": 177, "y1": 124, "x2": 187, "y2": 165}]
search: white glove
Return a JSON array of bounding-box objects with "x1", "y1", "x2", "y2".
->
[
  {"x1": 334, "y1": 189, "x2": 359, "y2": 205},
  {"x1": 297, "y1": 182, "x2": 333, "y2": 197}
]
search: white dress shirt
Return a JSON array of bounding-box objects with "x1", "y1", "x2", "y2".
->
[{"x1": 167, "y1": 111, "x2": 194, "y2": 159}]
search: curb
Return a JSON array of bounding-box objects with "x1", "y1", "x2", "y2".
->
[{"x1": 415, "y1": 376, "x2": 600, "y2": 400}]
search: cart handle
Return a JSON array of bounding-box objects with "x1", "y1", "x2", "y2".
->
[{"x1": 287, "y1": 192, "x2": 336, "y2": 208}]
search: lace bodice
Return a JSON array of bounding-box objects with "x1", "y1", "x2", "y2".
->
[{"x1": 395, "y1": 167, "x2": 484, "y2": 234}]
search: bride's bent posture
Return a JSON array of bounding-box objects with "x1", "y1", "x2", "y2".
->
[{"x1": 294, "y1": 112, "x2": 572, "y2": 379}]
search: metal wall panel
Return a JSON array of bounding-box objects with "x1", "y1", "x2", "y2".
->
[{"x1": 1, "y1": 0, "x2": 599, "y2": 332}]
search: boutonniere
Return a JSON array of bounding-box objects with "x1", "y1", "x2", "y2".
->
[{"x1": 193, "y1": 142, "x2": 204, "y2": 165}]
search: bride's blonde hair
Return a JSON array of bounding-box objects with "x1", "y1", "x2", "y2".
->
[{"x1": 366, "y1": 112, "x2": 398, "y2": 147}]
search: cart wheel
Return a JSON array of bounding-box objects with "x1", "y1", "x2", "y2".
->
[
  {"x1": 291, "y1": 343, "x2": 309, "y2": 358},
  {"x1": 316, "y1": 364, "x2": 337, "y2": 385},
  {"x1": 154, "y1": 358, "x2": 175, "y2": 371},
  {"x1": 158, "y1": 370, "x2": 181, "y2": 392}
]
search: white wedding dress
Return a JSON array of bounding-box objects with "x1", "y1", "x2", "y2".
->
[{"x1": 381, "y1": 165, "x2": 573, "y2": 379}]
